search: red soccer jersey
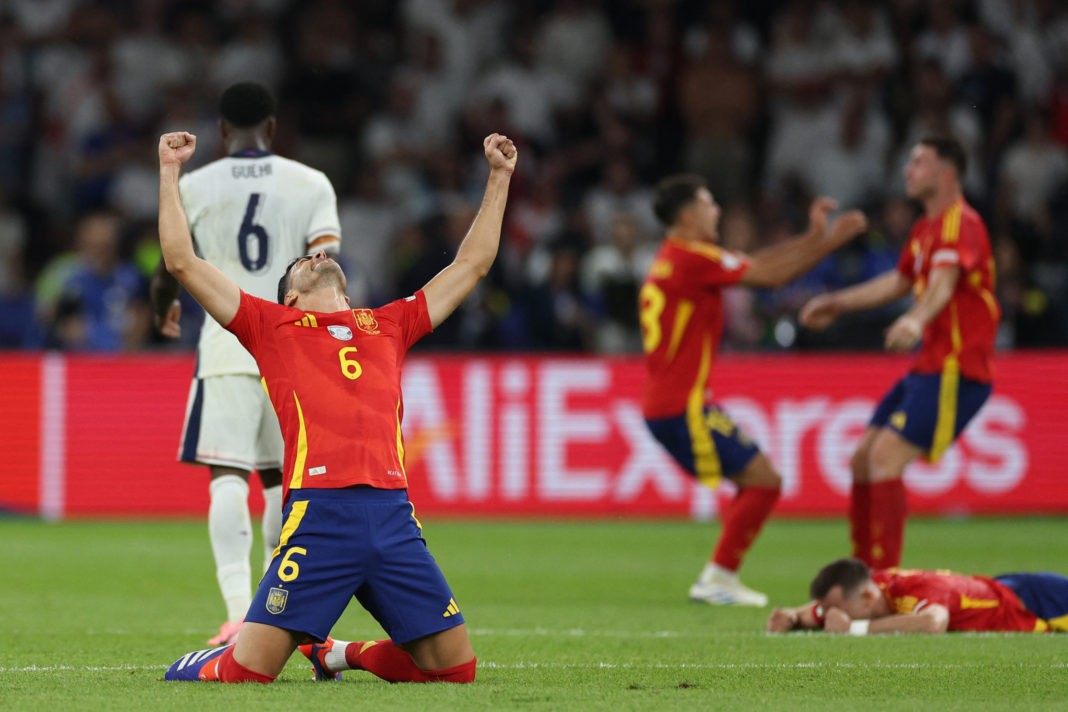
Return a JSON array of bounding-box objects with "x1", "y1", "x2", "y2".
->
[
  {"x1": 873, "y1": 568, "x2": 1047, "y2": 632},
  {"x1": 896, "y1": 200, "x2": 1000, "y2": 382},
  {"x1": 225, "y1": 290, "x2": 432, "y2": 501},
  {"x1": 639, "y1": 238, "x2": 749, "y2": 419}
]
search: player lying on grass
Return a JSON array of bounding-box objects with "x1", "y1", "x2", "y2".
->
[
  {"x1": 766, "y1": 557, "x2": 1068, "y2": 634},
  {"x1": 158, "y1": 129, "x2": 517, "y2": 683}
]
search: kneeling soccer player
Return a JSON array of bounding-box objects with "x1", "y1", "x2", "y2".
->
[{"x1": 158, "y1": 129, "x2": 517, "y2": 682}]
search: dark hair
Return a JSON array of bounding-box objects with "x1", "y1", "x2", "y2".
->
[
  {"x1": 277, "y1": 257, "x2": 301, "y2": 304},
  {"x1": 219, "y1": 82, "x2": 275, "y2": 128},
  {"x1": 918, "y1": 135, "x2": 967, "y2": 178},
  {"x1": 809, "y1": 558, "x2": 872, "y2": 600},
  {"x1": 652, "y1": 174, "x2": 706, "y2": 227}
]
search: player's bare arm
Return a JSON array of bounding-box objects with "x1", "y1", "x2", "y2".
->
[
  {"x1": 149, "y1": 259, "x2": 182, "y2": 338},
  {"x1": 800, "y1": 270, "x2": 912, "y2": 332},
  {"x1": 422, "y1": 133, "x2": 517, "y2": 328},
  {"x1": 741, "y1": 199, "x2": 868, "y2": 289},
  {"x1": 822, "y1": 605, "x2": 949, "y2": 635},
  {"x1": 158, "y1": 132, "x2": 241, "y2": 327},
  {"x1": 766, "y1": 604, "x2": 822, "y2": 633},
  {"x1": 884, "y1": 265, "x2": 960, "y2": 352}
]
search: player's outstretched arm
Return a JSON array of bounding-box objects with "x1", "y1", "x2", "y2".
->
[
  {"x1": 823, "y1": 605, "x2": 949, "y2": 635},
  {"x1": 158, "y1": 132, "x2": 241, "y2": 328},
  {"x1": 422, "y1": 133, "x2": 516, "y2": 328},
  {"x1": 741, "y1": 199, "x2": 868, "y2": 289},
  {"x1": 884, "y1": 265, "x2": 959, "y2": 352},
  {"x1": 800, "y1": 270, "x2": 912, "y2": 332},
  {"x1": 150, "y1": 258, "x2": 182, "y2": 338}
]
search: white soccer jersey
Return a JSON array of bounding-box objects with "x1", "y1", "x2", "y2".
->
[{"x1": 180, "y1": 152, "x2": 341, "y2": 377}]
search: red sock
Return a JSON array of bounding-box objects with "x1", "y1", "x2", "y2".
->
[
  {"x1": 216, "y1": 646, "x2": 276, "y2": 684},
  {"x1": 345, "y1": 640, "x2": 477, "y2": 684},
  {"x1": 868, "y1": 479, "x2": 907, "y2": 568},
  {"x1": 850, "y1": 482, "x2": 872, "y2": 563},
  {"x1": 712, "y1": 486, "x2": 780, "y2": 571}
]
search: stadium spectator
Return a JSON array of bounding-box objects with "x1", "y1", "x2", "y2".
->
[
  {"x1": 580, "y1": 212, "x2": 657, "y2": 353},
  {"x1": 469, "y1": 30, "x2": 569, "y2": 149},
  {"x1": 43, "y1": 211, "x2": 150, "y2": 351},
  {"x1": 892, "y1": 60, "x2": 985, "y2": 202},
  {"x1": 767, "y1": 557, "x2": 1068, "y2": 634},
  {"x1": 362, "y1": 71, "x2": 439, "y2": 221},
  {"x1": 677, "y1": 20, "x2": 760, "y2": 207},
  {"x1": 150, "y1": 82, "x2": 342, "y2": 648},
  {"x1": 505, "y1": 236, "x2": 597, "y2": 352},
  {"x1": 912, "y1": 1, "x2": 972, "y2": 83},
  {"x1": 158, "y1": 129, "x2": 516, "y2": 684},
  {"x1": 801, "y1": 136, "x2": 999, "y2": 570},
  {"x1": 534, "y1": 0, "x2": 612, "y2": 104},
  {"x1": 996, "y1": 110, "x2": 1068, "y2": 263},
  {"x1": 209, "y1": 11, "x2": 284, "y2": 94},
  {"x1": 0, "y1": 193, "x2": 33, "y2": 347},
  {"x1": 582, "y1": 156, "x2": 658, "y2": 245},
  {"x1": 793, "y1": 86, "x2": 891, "y2": 211},
  {"x1": 638, "y1": 174, "x2": 867, "y2": 606},
  {"x1": 338, "y1": 166, "x2": 397, "y2": 305}
]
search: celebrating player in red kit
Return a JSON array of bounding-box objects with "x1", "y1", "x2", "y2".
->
[
  {"x1": 640, "y1": 175, "x2": 868, "y2": 606},
  {"x1": 801, "y1": 136, "x2": 999, "y2": 569},
  {"x1": 159, "y1": 130, "x2": 516, "y2": 684}
]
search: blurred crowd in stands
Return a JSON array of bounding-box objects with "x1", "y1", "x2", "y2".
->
[{"x1": 1, "y1": 0, "x2": 1067, "y2": 353}]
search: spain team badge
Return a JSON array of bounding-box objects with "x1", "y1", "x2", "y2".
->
[
  {"x1": 354, "y1": 309, "x2": 380, "y2": 334},
  {"x1": 266, "y1": 586, "x2": 288, "y2": 614}
]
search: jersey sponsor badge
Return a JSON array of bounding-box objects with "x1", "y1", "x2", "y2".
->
[
  {"x1": 266, "y1": 586, "x2": 289, "y2": 614},
  {"x1": 354, "y1": 309, "x2": 380, "y2": 335},
  {"x1": 327, "y1": 325, "x2": 353, "y2": 341}
]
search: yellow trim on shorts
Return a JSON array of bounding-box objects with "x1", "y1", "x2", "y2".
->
[
  {"x1": 929, "y1": 356, "x2": 959, "y2": 462},
  {"x1": 271, "y1": 500, "x2": 309, "y2": 559},
  {"x1": 1045, "y1": 613, "x2": 1068, "y2": 632},
  {"x1": 687, "y1": 335, "x2": 721, "y2": 489}
]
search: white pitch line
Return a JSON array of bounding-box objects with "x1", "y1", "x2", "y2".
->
[
  {"x1": 469, "y1": 627, "x2": 686, "y2": 638},
  {"x1": 3, "y1": 661, "x2": 1066, "y2": 674},
  {"x1": 0, "y1": 664, "x2": 167, "y2": 673},
  {"x1": 480, "y1": 661, "x2": 1068, "y2": 671}
]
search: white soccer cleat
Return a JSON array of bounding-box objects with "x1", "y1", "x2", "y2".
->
[{"x1": 688, "y1": 567, "x2": 769, "y2": 607}]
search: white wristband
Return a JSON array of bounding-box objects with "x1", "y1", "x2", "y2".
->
[{"x1": 849, "y1": 619, "x2": 870, "y2": 636}]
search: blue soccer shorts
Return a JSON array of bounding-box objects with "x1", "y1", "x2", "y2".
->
[
  {"x1": 995, "y1": 572, "x2": 1068, "y2": 630},
  {"x1": 645, "y1": 403, "x2": 761, "y2": 489},
  {"x1": 870, "y1": 371, "x2": 991, "y2": 461},
  {"x1": 245, "y1": 487, "x2": 464, "y2": 645}
]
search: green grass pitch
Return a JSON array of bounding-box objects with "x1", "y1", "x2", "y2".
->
[{"x1": 2, "y1": 515, "x2": 1066, "y2": 711}]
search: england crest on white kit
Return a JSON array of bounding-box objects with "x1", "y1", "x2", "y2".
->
[{"x1": 327, "y1": 325, "x2": 353, "y2": 341}]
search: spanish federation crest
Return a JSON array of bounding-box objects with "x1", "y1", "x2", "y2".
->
[
  {"x1": 266, "y1": 586, "x2": 288, "y2": 614},
  {"x1": 354, "y1": 309, "x2": 380, "y2": 335},
  {"x1": 327, "y1": 325, "x2": 353, "y2": 341}
]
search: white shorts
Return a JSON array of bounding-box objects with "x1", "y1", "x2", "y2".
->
[{"x1": 178, "y1": 374, "x2": 284, "y2": 471}]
